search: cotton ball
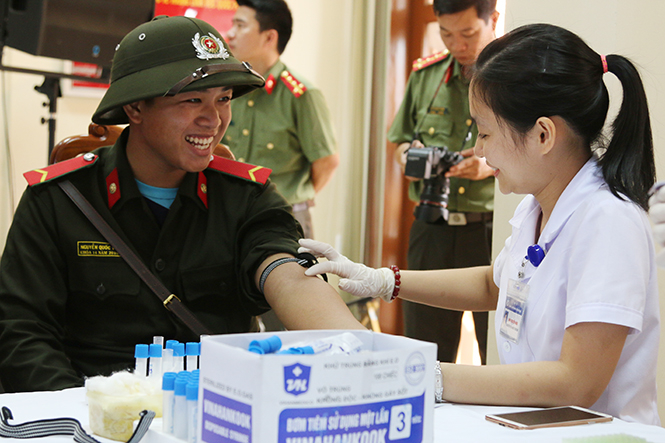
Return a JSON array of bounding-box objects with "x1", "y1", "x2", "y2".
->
[{"x1": 86, "y1": 370, "x2": 162, "y2": 441}]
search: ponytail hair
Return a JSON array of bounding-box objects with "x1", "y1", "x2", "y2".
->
[
  {"x1": 472, "y1": 23, "x2": 654, "y2": 210},
  {"x1": 600, "y1": 55, "x2": 654, "y2": 211}
]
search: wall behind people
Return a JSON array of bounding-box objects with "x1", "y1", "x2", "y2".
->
[
  {"x1": 0, "y1": 50, "x2": 98, "y2": 251},
  {"x1": 280, "y1": 0, "x2": 382, "y2": 264},
  {"x1": 493, "y1": 0, "x2": 665, "y2": 423},
  {"x1": 0, "y1": 0, "x2": 381, "y2": 269}
]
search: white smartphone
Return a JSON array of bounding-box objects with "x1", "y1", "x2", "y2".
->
[{"x1": 485, "y1": 406, "x2": 613, "y2": 430}]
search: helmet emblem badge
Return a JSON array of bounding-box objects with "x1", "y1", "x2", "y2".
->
[{"x1": 192, "y1": 32, "x2": 229, "y2": 60}]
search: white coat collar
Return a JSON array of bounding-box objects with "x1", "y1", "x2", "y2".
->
[{"x1": 507, "y1": 157, "x2": 604, "y2": 268}]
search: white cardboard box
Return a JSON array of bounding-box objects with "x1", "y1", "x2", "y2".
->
[{"x1": 197, "y1": 330, "x2": 436, "y2": 443}]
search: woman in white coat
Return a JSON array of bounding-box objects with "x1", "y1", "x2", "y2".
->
[{"x1": 302, "y1": 23, "x2": 660, "y2": 425}]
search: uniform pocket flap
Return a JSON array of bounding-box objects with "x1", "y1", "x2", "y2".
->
[{"x1": 69, "y1": 259, "x2": 141, "y2": 300}]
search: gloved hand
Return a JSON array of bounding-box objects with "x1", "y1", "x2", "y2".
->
[
  {"x1": 648, "y1": 182, "x2": 665, "y2": 267},
  {"x1": 298, "y1": 239, "x2": 396, "y2": 302}
]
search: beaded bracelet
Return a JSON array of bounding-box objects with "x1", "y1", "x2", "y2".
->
[{"x1": 389, "y1": 265, "x2": 401, "y2": 301}]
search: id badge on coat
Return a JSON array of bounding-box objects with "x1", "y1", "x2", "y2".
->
[{"x1": 500, "y1": 279, "x2": 530, "y2": 343}]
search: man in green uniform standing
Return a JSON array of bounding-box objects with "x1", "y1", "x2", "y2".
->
[
  {"x1": 0, "y1": 16, "x2": 363, "y2": 393},
  {"x1": 224, "y1": 0, "x2": 339, "y2": 240},
  {"x1": 388, "y1": 0, "x2": 499, "y2": 364}
]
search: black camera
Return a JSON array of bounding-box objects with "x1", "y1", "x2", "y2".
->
[{"x1": 405, "y1": 146, "x2": 463, "y2": 223}]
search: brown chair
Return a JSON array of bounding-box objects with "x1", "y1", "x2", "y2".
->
[
  {"x1": 51, "y1": 123, "x2": 235, "y2": 163},
  {"x1": 50, "y1": 123, "x2": 123, "y2": 164}
]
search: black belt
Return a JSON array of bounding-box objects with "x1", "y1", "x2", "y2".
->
[{"x1": 446, "y1": 211, "x2": 493, "y2": 226}]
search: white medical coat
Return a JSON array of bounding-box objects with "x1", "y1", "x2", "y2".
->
[{"x1": 493, "y1": 158, "x2": 660, "y2": 425}]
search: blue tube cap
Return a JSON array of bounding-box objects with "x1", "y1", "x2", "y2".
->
[
  {"x1": 162, "y1": 372, "x2": 176, "y2": 390},
  {"x1": 149, "y1": 343, "x2": 162, "y2": 358},
  {"x1": 186, "y1": 382, "x2": 199, "y2": 401},
  {"x1": 173, "y1": 342, "x2": 185, "y2": 357},
  {"x1": 174, "y1": 378, "x2": 187, "y2": 396},
  {"x1": 248, "y1": 345, "x2": 264, "y2": 354},
  {"x1": 249, "y1": 335, "x2": 282, "y2": 354},
  {"x1": 186, "y1": 342, "x2": 200, "y2": 356},
  {"x1": 134, "y1": 344, "x2": 149, "y2": 359},
  {"x1": 165, "y1": 340, "x2": 179, "y2": 350}
]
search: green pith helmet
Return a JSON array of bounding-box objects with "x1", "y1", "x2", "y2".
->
[{"x1": 92, "y1": 15, "x2": 265, "y2": 125}]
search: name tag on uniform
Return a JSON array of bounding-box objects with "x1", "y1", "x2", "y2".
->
[
  {"x1": 77, "y1": 241, "x2": 120, "y2": 257},
  {"x1": 500, "y1": 279, "x2": 529, "y2": 343}
]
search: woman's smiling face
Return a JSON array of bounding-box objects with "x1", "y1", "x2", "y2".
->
[{"x1": 470, "y1": 90, "x2": 544, "y2": 197}]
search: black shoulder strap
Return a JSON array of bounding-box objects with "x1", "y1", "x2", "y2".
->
[{"x1": 58, "y1": 180, "x2": 212, "y2": 337}]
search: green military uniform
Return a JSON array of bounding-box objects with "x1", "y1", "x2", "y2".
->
[
  {"x1": 0, "y1": 130, "x2": 302, "y2": 392},
  {"x1": 222, "y1": 60, "x2": 336, "y2": 208},
  {"x1": 388, "y1": 51, "x2": 494, "y2": 363}
]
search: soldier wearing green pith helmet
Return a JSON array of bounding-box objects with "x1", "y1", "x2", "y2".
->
[{"x1": 0, "y1": 15, "x2": 364, "y2": 393}]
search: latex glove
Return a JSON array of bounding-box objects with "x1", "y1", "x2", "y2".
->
[
  {"x1": 298, "y1": 239, "x2": 396, "y2": 302},
  {"x1": 648, "y1": 182, "x2": 665, "y2": 267}
]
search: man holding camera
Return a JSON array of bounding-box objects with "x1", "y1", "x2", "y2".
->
[{"x1": 388, "y1": 0, "x2": 499, "y2": 364}]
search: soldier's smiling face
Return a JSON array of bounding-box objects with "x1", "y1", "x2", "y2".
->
[{"x1": 123, "y1": 86, "x2": 233, "y2": 187}]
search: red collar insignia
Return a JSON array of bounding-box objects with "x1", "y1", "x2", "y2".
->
[
  {"x1": 106, "y1": 168, "x2": 121, "y2": 209},
  {"x1": 265, "y1": 74, "x2": 276, "y2": 94}
]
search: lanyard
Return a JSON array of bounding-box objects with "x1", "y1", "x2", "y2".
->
[
  {"x1": 517, "y1": 244, "x2": 546, "y2": 279},
  {"x1": 0, "y1": 406, "x2": 154, "y2": 443}
]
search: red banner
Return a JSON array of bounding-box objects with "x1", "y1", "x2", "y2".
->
[{"x1": 155, "y1": 0, "x2": 236, "y2": 34}]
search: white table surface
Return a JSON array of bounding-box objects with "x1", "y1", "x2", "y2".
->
[
  {"x1": 433, "y1": 402, "x2": 665, "y2": 442},
  {"x1": 1, "y1": 388, "x2": 664, "y2": 442}
]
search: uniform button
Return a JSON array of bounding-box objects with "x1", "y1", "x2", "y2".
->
[
  {"x1": 155, "y1": 259, "x2": 166, "y2": 272},
  {"x1": 466, "y1": 118, "x2": 473, "y2": 127},
  {"x1": 96, "y1": 284, "x2": 106, "y2": 295},
  {"x1": 267, "y1": 143, "x2": 274, "y2": 150},
  {"x1": 247, "y1": 100, "x2": 254, "y2": 107},
  {"x1": 242, "y1": 129, "x2": 249, "y2": 136},
  {"x1": 83, "y1": 152, "x2": 95, "y2": 162},
  {"x1": 109, "y1": 183, "x2": 117, "y2": 194},
  {"x1": 238, "y1": 157, "x2": 245, "y2": 163},
  {"x1": 458, "y1": 186, "x2": 465, "y2": 195},
  {"x1": 428, "y1": 127, "x2": 435, "y2": 135},
  {"x1": 503, "y1": 341, "x2": 511, "y2": 353}
]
